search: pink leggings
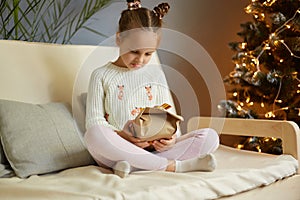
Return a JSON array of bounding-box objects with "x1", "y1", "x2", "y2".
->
[{"x1": 84, "y1": 125, "x2": 219, "y2": 171}]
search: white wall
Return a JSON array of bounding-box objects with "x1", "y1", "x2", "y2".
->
[{"x1": 72, "y1": 0, "x2": 251, "y2": 131}]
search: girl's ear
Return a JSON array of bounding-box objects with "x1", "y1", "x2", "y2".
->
[{"x1": 116, "y1": 32, "x2": 121, "y2": 46}]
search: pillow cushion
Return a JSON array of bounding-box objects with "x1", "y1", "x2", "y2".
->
[
  {"x1": 0, "y1": 100, "x2": 95, "y2": 178},
  {"x1": 0, "y1": 140, "x2": 7, "y2": 165},
  {"x1": 0, "y1": 146, "x2": 13, "y2": 177},
  {"x1": 0, "y1": 110, "x2": 16, "y2": 178}
]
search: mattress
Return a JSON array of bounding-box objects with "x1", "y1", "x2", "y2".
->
[{"x1": 0, "y1": 145, "x2": 298, "y2": 200}]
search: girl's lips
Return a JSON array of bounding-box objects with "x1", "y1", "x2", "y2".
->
[{"x1": 130, "y1": 63, "x2": 142, "y2": 68}]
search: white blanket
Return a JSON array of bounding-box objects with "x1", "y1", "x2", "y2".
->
[{"x1": 0, "y1": 145, "x2": 298, "y2": 200}]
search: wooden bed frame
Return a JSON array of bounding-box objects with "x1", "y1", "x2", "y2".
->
[{"x1": 188, "y1": 116, "x2": 300, "y2": 174}]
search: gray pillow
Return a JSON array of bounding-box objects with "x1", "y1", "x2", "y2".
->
[
  {"x1": 0, "y1": 140, "x2": 8, "y2": 165},
  {"x1": 0, "y1": 100, "x2": 95, "y2": 178},
  {"x1": 0, "y1": 146, "x2": 13, "y2": 177},
  {"x1": 0, "y1": 110, "x2": 14, "y2": 178},
  {"x1": 0, "y1": 164, "x2": 14, "y2": 178}
]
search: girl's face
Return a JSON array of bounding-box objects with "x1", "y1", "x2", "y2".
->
[{"x1": 115, "y1": 30, "x2": 160, "y2": 70}]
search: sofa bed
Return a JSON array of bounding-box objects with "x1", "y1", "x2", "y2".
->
[{"x1": 0, "y1": 39, "x2": 299, "y2": 200}]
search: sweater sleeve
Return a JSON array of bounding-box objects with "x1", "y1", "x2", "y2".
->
[{"x1": 85, "y1": 69, "x2": 118, "y2": 131}]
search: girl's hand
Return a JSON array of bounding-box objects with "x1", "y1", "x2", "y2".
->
[
  {"x1": 118, "y1": 120, "x2": 151, "y2": 149},
  {"x1": 134, "y1": 140, "x2": 151, "y2": 149},
  {"x1": 116, "y1": 130, "x2": 150, "y2": 148},
  {"x1": 152, "y1": 134, "x2": 176, "y2": 152}
]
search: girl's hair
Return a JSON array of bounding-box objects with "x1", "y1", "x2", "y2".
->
[{"x1": 118, "y1": 0, "x2": 170, "y2": 33}]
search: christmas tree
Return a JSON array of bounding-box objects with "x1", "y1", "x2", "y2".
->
[{"x1": 219, "y1": 0, "x2": 300, "y2": 154}]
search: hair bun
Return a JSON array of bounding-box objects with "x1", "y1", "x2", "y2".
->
[
  {"x1": 127, "y1": 0, "x2": 141, "y2": 10},
  {"x1": 153, "y1": 3, "x2": 170, "y2": 19}
]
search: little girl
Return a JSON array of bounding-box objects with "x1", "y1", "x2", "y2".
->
[{"x1": 84, "y1": 0, "x2": 219, "y2": 177}]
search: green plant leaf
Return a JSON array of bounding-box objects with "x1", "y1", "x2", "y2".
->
[
  {"x1": 0, "y1": 0, "x2": 114, "y2": 43},
  {"x1": 82, "y1": 25, "x2": 108, "y2": 37}
]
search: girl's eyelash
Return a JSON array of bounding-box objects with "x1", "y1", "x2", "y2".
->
[{"x1": 130, "y1": 51, "x2": 154, "y2": 55}]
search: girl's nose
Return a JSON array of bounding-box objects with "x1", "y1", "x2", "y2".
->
[{"x1": 135, "y1": 55, "x2": 143, "y2": 63}]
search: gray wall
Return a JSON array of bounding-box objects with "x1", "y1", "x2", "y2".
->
[
  {"x1": 73, "y1": 0, "x2": 250, "y2": 78},
  {"x1": 72, "y1": 0, "x2": 251, "y2": 131}
]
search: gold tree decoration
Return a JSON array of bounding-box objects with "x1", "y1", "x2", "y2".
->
[
  {"x1": 219, "y1": 0, "x2": 300, "y2": 154},
  {"x1": 0, "y1": 0, "x2": 115, "y2": 44}
]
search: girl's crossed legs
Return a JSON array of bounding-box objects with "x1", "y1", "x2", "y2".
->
[{"x1": 84, "y1": 125, "x2": 219, "y2": 176}]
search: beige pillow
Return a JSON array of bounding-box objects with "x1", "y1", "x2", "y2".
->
[{"x1": 0, "y1": 100, "x2": 95, "y2": 178}]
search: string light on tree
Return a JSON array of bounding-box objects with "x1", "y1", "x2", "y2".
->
[
  {"x1": 262, "y1": 0, "x2": 277, "y2": 7},
  {"x1": 220, "y1": 0, "x2": 299, "y2": 155}
]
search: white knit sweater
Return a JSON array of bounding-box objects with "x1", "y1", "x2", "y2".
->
[{"x1": 85, "y1": 62, "x2": 177, "y2": 131}]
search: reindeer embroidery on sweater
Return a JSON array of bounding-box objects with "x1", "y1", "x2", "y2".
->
[
  {"x1": 117, "y1": 85, "x2": 124, "y2": 100},
  {"x1": 131, "y1": 107, "x2": 141, "y2": 116},
  {"x1": 145, "y1": 85, "x2": 153, "y2": 101}
]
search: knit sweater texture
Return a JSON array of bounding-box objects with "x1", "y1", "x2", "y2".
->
[{"x1": 85, "y1": 62, "x2": 176, "y2": 131}]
